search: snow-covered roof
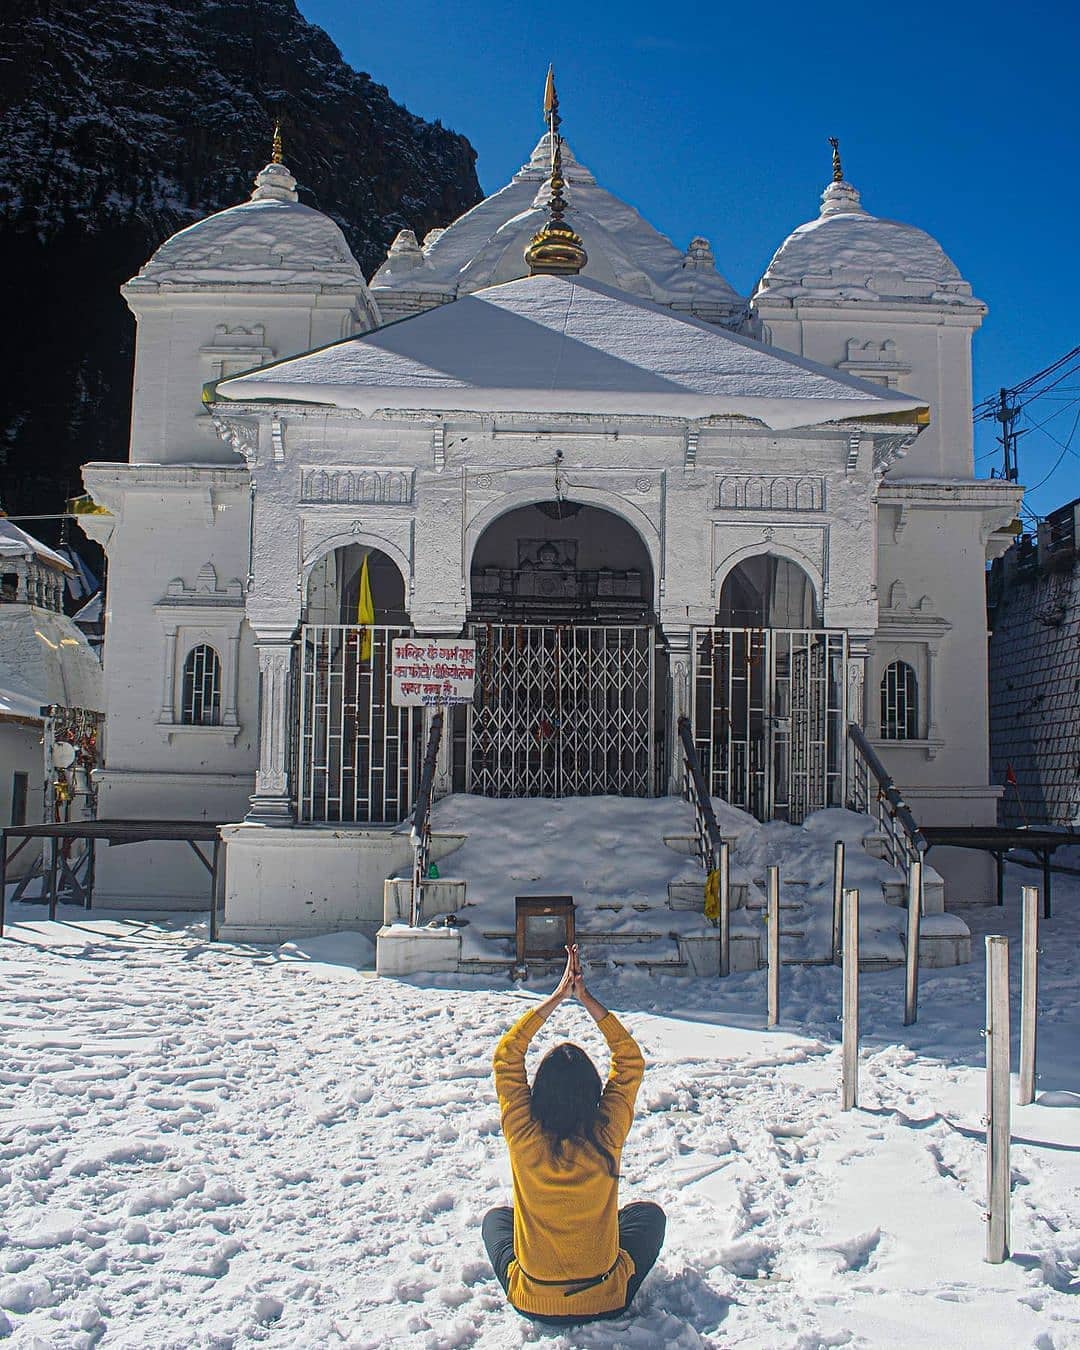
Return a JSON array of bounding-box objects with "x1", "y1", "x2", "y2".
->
[
  {"x1": 0, "y1": 609, "x2": 103, "y2": 716},
  {"x1": 370, "y1": 134, "x2": 744, "y2": 326},
  {"x1": 755, "y1": 178, "x2": 982, "y2": 308},
  {"x1": 125, "y1": 158, "x2": 369, "y2": 293},
  {"x1": 0, "y1": 519, "x2": 73, "y2": 573},
  {"x1": 216, "y1": 273, "x2": 928, "y2": 432}
]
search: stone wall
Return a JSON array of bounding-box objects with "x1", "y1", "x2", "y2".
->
[{"x1": 988, "y1": 500, "x2": 1080, "y2": 827}]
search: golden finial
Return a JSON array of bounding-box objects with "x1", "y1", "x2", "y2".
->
[
  {"x1": 525, "y1": 66, "x2": 587, "y2": 276},
  {"x1": 271, "y1": 122, "x2": 284, "y2": 165},
  {"x1": 828, "y1": 136, "x2": 843, "y2": 183}
]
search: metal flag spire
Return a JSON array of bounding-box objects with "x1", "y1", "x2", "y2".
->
[
  {"x1": 271, "y1": 121, "x2": 284, "y2": 165},
  {"x1": 828, "y1": 136, "x2": 843, "y2": 183},
  {"x1": 525, "y1": 66, "x2": 587, "y2": 275}
]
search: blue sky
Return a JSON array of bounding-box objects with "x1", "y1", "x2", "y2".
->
[{"x1": 299, "y1": 0, "x2": 1079, "y2": 518}]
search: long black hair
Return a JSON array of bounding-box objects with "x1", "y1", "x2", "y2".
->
[{"x1": 531, "y1": 1042, "x2": 618, "y2": 1178}]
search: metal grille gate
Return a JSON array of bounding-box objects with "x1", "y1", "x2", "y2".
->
[
  {"x1": 468, "y1": 624, "x2": 654, "y2": 797},
  {"x1": 692, "y1": 627, "x2": 847, "y2": 822},
  {"x1": 297, "y1": 625, "x2": 418, "y2": 823}
]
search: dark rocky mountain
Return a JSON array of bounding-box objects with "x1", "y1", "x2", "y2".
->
[{"x1": 0, "y1": 0, "x2": 481, "y2": 527}]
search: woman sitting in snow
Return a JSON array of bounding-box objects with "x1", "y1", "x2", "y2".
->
[{"x1": 482, "y1": 945, "x2": 666, "y2": 1325}]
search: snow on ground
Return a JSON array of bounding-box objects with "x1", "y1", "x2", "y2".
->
[
  {"x1": 421, "y1": 796, "x2": 917, "y2": 966},
  {"x1": 1, "y1": 864, "x2": 1078, "y2": 1348}
]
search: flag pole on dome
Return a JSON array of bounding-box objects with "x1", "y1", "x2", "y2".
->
[
  {"x1": 828, "y1": 136, "x2": 843, "y2": 183},
  {"x1": 357, "y1": 551, "x2": 374, "y2": 663}
]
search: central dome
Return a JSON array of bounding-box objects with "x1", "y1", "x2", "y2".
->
[{"x1": 371, "y1": 134, "x2": 744, "y2": 327}]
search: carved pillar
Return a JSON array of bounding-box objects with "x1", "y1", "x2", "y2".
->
[
  {"x1": 248, "y1": 634, "x2": 295, "y2": 822},
  {"x1": 159, "y1": 626, "x2": 178, "y2": 724},
  {"x1": 846, "y1": 636, "x2": 871, "y2": 729},
  {"x1": 664, "y1": 628, "x2": 692, "y2": 796},
  {"x1": 224, "y1": 633, "x2": 241, "y2": 728}
]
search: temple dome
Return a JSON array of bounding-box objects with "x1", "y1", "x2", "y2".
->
[
  {"x1": 371, "y1": 133, "x2": 744, "y2": 326},
  {"x1": 125, "y1": 156, "x2": 371, "y2": 296},
  {"x1": 754, "y1": 176, "x2": 983, "y2": 309}
]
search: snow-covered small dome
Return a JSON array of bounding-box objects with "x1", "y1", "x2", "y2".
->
[
  {"x1": 371, "y1": 133, "x2": 745, "y2": 326},
  {"x1": 754, "y1": 173, "x2": 982, "y2": 308},
  {"x1": 125, "y1": 155, "x2": 371, "y2": 295}
]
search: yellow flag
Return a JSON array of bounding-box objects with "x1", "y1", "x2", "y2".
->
[
  {"x1": 356, "y1": 551, "x2": 374, "y2": 661},
  {"x1": 704, "y1": 869, "x2": 720, "y2": 923}
]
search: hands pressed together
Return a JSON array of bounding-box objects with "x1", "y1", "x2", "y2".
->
[{"x1": 540, "y1": 944, "x2": 608, "y2": 1024}]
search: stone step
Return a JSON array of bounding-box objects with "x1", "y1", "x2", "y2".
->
[
  {"x1": 480, "y1": 928, "x2": 672, "y2": 946},
  {"x1": 882, "y1": 876, "x2": 946, "y2": 915},
  {"x1": 663, "y1": 833, "x2": 700, "y2": 857},
  {"x1": 384, "y1": 876, "x2": 467, "y2": 925}
]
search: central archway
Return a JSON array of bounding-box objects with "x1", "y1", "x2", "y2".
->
[
  {"x1": 469, "y1": 500, "x2": 654, "y2": 622},
  {"x1": 465, "y1": 500, "x2": 657, "y2": 798}
]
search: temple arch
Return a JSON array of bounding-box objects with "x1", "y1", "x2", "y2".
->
[
  {"x1": 303, "y1": 542, "x2": 408, "y2": 626},
  {"x1": 715, "y1": 551, "x2": 820, "y2": 628},
  {"x1": 467, "y1": 498, "x2": 656, "y2": 621}
]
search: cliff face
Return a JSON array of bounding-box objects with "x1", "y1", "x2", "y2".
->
[{"x1": 0, "y1": 0, "x2": 481, "y2": 521}]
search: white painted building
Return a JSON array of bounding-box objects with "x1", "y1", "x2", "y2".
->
[
  {"x1": 0, "y1": 520, "x2": 103, "y2": 876},
  {"x1": 79, "y1": 113, "x2": 1021, "y2": 939}
]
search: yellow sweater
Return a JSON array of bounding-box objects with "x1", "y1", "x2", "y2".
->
[{"x1": 492, "y1": 1006, "x2": 645, "y2": 1317}]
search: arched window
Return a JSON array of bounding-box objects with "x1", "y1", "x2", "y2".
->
[
  {"x1": 880, "y1": 661, "x2": 918, "y2": 740},
  {"x1": 181, "y1": 644, "x2": 222, "y2": 726}
]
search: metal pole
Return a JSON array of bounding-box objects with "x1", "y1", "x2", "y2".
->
[
  {"x1": 1042, "y1": 851, "x2": 1052, "y2": 919},
  {"x1": 1018, "y1": 887, "x2": 1039, "y2": 1107},
  {"x1": 718, "y1": 840, "x2": 731, "y2": 978},
  {"x1": 985, "y1": 934, "x2": 1011, "y2": 1263},
  {"x1": 48, "y1": 836, "x2": 59, "y2": 921},
  {"x1": 209, "y1": 839, "x2": 221, "y2": 943},
  {"x1": 766, "y1": 864, "x2": 780, "y2": 1028},
  {"x1": 0, "y1": 832, "x2": 6, "y2": 937},
  {"x1": 841, "y1": 887, "x2": 859, "y2": 1111},
  {"x1": 903, "y1": 859, "x2": 923, "y2": 1026},
  {"x1": 831, "y1": 840, "x2": 844, "y2": 965}
]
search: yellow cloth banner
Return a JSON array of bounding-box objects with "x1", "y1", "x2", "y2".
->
[
  {"x1": 704, "y1": 869, "x2": 721, "y2": 923},
  {"x1": 356, "y1": 552, "x2": 374, "y2": 661}
]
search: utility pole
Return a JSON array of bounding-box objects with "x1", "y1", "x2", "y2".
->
[{"x1": 994, "y1": 387, "x2": 1021, "y2": 482}]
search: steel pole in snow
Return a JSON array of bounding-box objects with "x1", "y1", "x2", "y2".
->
[
  {"x1": 1018, "y1": 888, "x2": 1040, "y2": 1106},
  {"x1": 841, "y1": 888, "x2": 859, "y2": 1111},
  {"x1": 831, "y1": 840, "x2": 844, "y2": 965},
  {"x1": 766, "y1": 865, "x2": 780, "y2": 1028},
  {"x1": 903, "y1": 859, "x2": 923, "y2": 1026},
  {"x1": 985, "y1": 934, "x2": 1011, "y2": 1263},
  {"x1": 718, "y1": 840, "x2": 731, "y2": 978}
]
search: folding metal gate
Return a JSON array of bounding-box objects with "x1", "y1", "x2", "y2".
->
[
  {"x1": 692, "y1": 627, "x2": 847, "y2": 822},
  {"x1": 296, "y1": 625, "x2": 418, "y2": 823},
  {"x1": 468, "y1": 624, "x2": 654, "y2": 797}
]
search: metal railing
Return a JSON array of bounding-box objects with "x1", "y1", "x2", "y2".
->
[
  {"x1": 677, "y1": 714, "x2": 723, "y2": 874},
  {"x1": 847, "y1": 722, "x2": 928, "y2": 874},
  {"x1": 409, "y1": 710, "x2": 444, "y2": 927},
  {"x1": 296, "y1": 624, "x2": 416, "y2": 823}
]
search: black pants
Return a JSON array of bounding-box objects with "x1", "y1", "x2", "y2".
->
[{"x1": 481, "y1": 1202, "x2": 666, "y2": 1326}]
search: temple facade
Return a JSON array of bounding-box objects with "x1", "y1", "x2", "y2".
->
[{"x1": 79, "y1": 99, "x2": 1021, "y2": 937}]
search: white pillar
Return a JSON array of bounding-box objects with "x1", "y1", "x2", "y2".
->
[
  {"x1": 159, "y1": 626, "x2": 178, "y2": 724},
  {"x1": 248, "y1": 633, "x2": 295, "y2": 822},
  {"x1": 665, "y1": 629, "x2": 692, "y2": 796}
]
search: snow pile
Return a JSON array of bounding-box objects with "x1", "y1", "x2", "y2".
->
[
  {"x1": 0, "y1": 874, "x2": 1077, "y2": 1347},
  {"x1": 415, "y1": 795, "x2": 914, "y2": 967},
  {"x1": 756, "y1": 208, "x2": 980, "y2": 306}
]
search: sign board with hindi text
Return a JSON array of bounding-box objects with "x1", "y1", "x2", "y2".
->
[{"x1": 390, "y1": 638, "x2": 476, "y2": 707}]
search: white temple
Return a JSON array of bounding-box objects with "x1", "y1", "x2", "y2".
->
[{"x1": 78, "y1": 96, "x2": 1021, "y2": 950}]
